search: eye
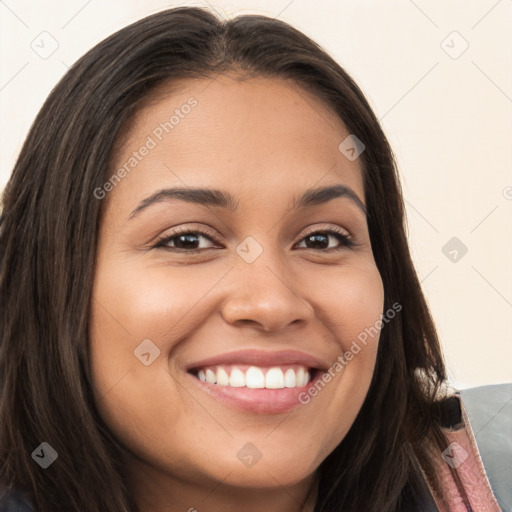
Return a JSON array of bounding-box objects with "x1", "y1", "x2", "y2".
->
[
  {"x1": 295, "y1": 227, "x2": 355, "y2": 251},
  {"x1": 153, "y1": 229, "x2": 219, "y2": 252}
]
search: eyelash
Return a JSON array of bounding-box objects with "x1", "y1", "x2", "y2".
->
[{"x1": 152, "y1": 226, "x2": 356, "y2": 254}]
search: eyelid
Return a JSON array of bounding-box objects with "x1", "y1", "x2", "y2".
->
[{"x1": 300, "y1": 223, "x2": 351, "y2": 239}]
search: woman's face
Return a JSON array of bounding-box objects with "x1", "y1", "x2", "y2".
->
[{"x1": 90, "y1": 75, "x2": 384, "y2": 503}]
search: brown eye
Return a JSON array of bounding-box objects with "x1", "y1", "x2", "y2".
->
[
  {"x1": 296, "y1": 230, "x2": 354, "y2": 251},
  {"x1": 154, "y1": 230, "x2": 218, "y2": 252}
]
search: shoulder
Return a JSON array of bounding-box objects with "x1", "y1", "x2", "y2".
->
[
  {"x1": 0, "y1": 487, "x2": 35, "y2": 512},
  {"x1": 459, "y1": 382, "x2": 512, "y2": 512}
]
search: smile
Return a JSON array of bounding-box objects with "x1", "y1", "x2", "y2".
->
[
  {"x1": 185, "y1": 349, "x2": 329, "y2": 414},
  {"x1": 192, "y1": 364, "x2": 313, "y2": 389}
]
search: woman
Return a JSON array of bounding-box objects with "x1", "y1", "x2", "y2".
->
[{"x1": 0, "y1": 6, "x2": 505, "y2": 512}]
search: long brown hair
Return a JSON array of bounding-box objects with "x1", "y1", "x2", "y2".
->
[{"x1": 0, "y1": 7, "x2": 448, "y2": 511}]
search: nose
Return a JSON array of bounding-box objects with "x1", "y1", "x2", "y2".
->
[{"x1": 220, "y1": 254, "x2": 314, "y2": 333}]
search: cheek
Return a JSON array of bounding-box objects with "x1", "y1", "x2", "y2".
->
[
  {"x1": 88, "y1": 262, "x2": 216, "y2": 469},
  {"x1": 91, "y1": 259, "x2": 227, "y2": 340},
  {"x1": 88, "y1": 258, "x2": 229, "y2": 381},
  {"x1": 304, "y1": 261, "x2": 385, "y2": 352},
  {"x1": 88, "y1": 265, "x2": 203, "y2": 408},
  {"x1": 296, "y1": 261, "x2": 384, "y2": 453}
]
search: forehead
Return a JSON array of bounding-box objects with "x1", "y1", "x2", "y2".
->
[{"x1": 108, "y1": 75, "x2": 364, "y2": 209}]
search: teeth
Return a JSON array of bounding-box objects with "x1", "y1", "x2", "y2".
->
[
  {"x1": 229, "y1": 367, "x2": 245, "y2": 387},
  {"x1": 216, "y1": 367, "x2": 230, "y2": 386},
  {"x1": 246, "y1": 366, "x2": 265, "y2": 388},
  {"x1": 296, "y1": 367, "x2": 307, "y2": 387},
  {"x1": 265, "y1": 367, "x2": 284, "y2": 389},
  {"x1": 196, "y1": 365, "x2": 312, "y2": 389},
  {"x1": 205, "y1": 369, "x2": 216, "y2": 384},
  {"x1": 284, "y1": 368, "x2": 296, "y2": 388}
]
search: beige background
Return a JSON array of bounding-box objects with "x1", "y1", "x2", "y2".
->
[{"x1": 1, "y1": 0, "x2": 511, "y2": 389}]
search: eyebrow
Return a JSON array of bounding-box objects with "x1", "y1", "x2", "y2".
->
[{"x1": 129, "y1": 184, "x2": 366, "y2": 219}]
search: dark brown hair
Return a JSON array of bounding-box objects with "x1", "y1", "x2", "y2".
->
[{"x1": 0, "y1": 6, "x2": 449, "y2": 511}]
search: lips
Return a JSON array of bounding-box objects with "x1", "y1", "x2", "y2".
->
[
  {"x1": 187, "y1": 348, "x2": 329, "y2": 372},
  {"x1": 185, "y1": 349, "x2": 329, "y2": 413}
]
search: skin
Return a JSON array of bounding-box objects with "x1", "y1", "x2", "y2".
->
[{"x1": 89, "y1": 75, "x2": 385, "y2": 512}]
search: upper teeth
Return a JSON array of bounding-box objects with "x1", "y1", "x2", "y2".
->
[{"x1": 196, "y1": 365, "x2": 311, "y2": 389}]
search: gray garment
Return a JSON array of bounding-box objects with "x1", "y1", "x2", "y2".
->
[
  {"x1": 459, "y1": 383, "x2": 512, "y2": 512},
  {"x1": 1, "y1": 383, "x2": 510, "y2": 511}
]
